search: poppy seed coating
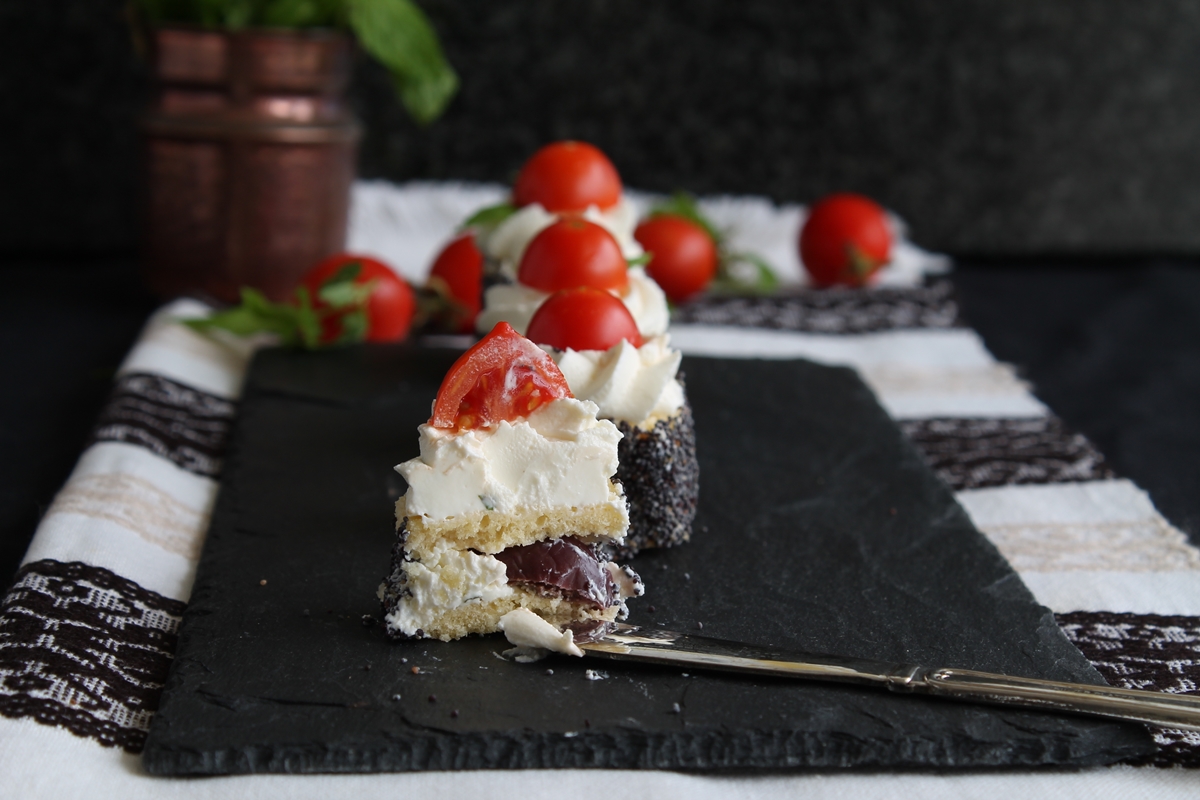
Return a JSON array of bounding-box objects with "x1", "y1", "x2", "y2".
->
[{"x1": 609, "y1": 398, "x2": 699, "y2": 559}]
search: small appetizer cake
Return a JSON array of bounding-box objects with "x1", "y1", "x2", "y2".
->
[
  {"x1": 478, "y1": 141, "x2": 643, "y2": 282},
  {"x1": 475, "y1": 216, "x2": 670, "y2": 343},
  {"x1": 422, "y1": 141, "x2": 667, "y2": 338},
  {"x1": 380, "y1": 322, "x2": 643, "y2": 642},
  {"x1": 526, "y1": 288, "x2": 699, "y2": 557}
]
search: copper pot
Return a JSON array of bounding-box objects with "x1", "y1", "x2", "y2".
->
[{"x1": 142, "y1": 26, "x2": 361, "y2": 303}]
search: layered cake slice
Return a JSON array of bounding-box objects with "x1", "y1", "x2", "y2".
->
[
  {"x1": 525, "y1": 288, "x2": 699, "y2": 557},
  {"x1": 380, "y1": 322, "x2": 643, "y2": 642}
]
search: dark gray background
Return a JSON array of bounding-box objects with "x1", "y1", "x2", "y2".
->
[{"x1": 6, "y1": 0, "x2": 1200, "y2": 256}]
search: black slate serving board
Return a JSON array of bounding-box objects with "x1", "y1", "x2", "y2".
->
[{"x1": 143, "y1": 346, "x2": 1154, "y2": 774}]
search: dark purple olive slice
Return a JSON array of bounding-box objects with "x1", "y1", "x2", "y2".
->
[{"x1": 495, "y1": 537, "x2": 617, "y2": 609}]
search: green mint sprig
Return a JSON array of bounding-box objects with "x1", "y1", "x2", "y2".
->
[{"x1": 184, "y1": 262, "x2": 375, "y2": 348}]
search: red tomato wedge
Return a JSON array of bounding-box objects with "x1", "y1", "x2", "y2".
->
[
  {"x1": 431, "y1": 322, "x2": 573, "y2": 431},
  {"x1": 526, "y1": 287, "x2": 643, "y2": 352},
  {"x1": 512, "y1": 141, "x2": 622, "y2": 213},
  {"x1": 518, "y1": 218, "x2": 629, "y2": 294}
]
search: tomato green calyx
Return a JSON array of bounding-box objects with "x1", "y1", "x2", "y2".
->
[
  {"x1": 844, "y1": 244, "x2": 885, "y2": 286},
  {"x1": 430, "y1": 322, "x2": 573, "y2": 431}
]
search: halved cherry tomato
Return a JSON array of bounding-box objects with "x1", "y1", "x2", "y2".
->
[
  {"x1": 799, "y1": 193, "x2": 893, "y2": 288},
  {"x1": 431, "y1": 322, "x2": 573, "y2": 430},
  {"x1": 518, "y1": 218, "x2": 629, "y2": 294},
  {"x1": 526, "y1": 287, "x2": 643, "y2": 352},
  {"x1": 512, "y1": 141, "x2": 622, "y2": 213},
  {"x1": 301, "y1": 254, "x2": 415, "y2": 343},
  {"x1": 427, "y1": 234, "x2": 483, "y2": 333},
  {"x1": 634, "y1": 214, "x2": 718, "y2": 302}
]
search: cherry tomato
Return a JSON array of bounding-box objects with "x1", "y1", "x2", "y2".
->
[
  {"x1": 427, "y1": 234, "x2": 483, "y2": 333},
  {"x1": 526, "y1": 287, "x2": 644, "y2": 352},
  {"x1": 512, "y1": 141, "x2": 622, "y2": 213},
  {"x1": 798, "y1": 193, "x2": 893, "y2": 288},
  {"x1": 431, "y1": 322, "x2": 573, "y2": 431},
  {"x1": 634, "y1": 214, "x2": 718, "y2": 302},
  {"x1": 518, "y1": 218, "x2": 629, "y2": 294},
  {"x1": 300, "y1": 254, "x2": 415, "y2": 343}
]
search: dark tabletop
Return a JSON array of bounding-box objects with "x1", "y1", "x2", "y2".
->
[{"x1": 1, "y1": 256, "x2": 1198, "y2": 589}]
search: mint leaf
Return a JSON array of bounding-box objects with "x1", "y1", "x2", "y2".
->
[
  {"x1": 463, "y1": 202, "x2": 517, "y2": 230},
  {"x1": 316, "y1": 261, "x2": 370, "y2": 308},
  {"x1": 290, "y1": 286, "x2": 323, "y2": 348},
  {"x1": 337, "y1": 307, "x2": 369, "y2": 344},
  {"x1": 184, "y1": 287, "x2": 301, "y2": 341},
  {"x1": 711, "y1": 252, "x2": 779, "y2": 295},
  {"x1": 626, "y1": 253, "x2": 652, "y2": 268},
  {"x1": 349, "y1": 0, "x2": 458, "y2": 125}
]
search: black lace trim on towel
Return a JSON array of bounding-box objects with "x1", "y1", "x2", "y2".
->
[
  {"x1": 673, "y1": 279, "x2": 961, "y2": 333},
  {"x1": 901, "y1": 416, "x2": 1114, "y2": 491},
  {"x1": 88, "y1": 372, "x2": 236, "y2": 478},
  {"x1": 0, "y1": 560, "x2": 185, "y2": 752},
  {"x1": 1057, "y1": 611, "x2": 1200, "y2": 768}
]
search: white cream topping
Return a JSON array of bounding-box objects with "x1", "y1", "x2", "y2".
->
[
  {"x1": 396, "y1": 397, "x2": 626, "y2": 522},
  {"x1": 385, "y1": 545, "x2": 513, "y2": 637},
  {"x1": 552, "y1": 336, "x2": 684, "y2": 427},
  {"x1": 475, "y1": 267, "x2": 670, "y2": 341},
  {"x1": 498, "y1": 608, "x2": 584, "y2": 657},
  {"x1": 480, "y1": 198, "x2": 643, "y2": 281}
]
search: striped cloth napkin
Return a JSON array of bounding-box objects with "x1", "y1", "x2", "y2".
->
[{"x1": 1, "y1": 183, "x2": 1197, "y2": 799}]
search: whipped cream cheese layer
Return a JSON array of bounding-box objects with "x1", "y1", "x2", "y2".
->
[
  {"x1": 552, "y1": 336, "x2": 684, "y2": 427},
  {"x1": 397, "y1": 397, "x2": 625, "y2": 522},
  {"x1": 481, "y1": 198, "x2": 642, "y2": 280},
  {"x1": 475, "y1": 266, "x2": 670, "y2": 341},
  {"x1": 386, "y1": 545, "x2": 512, "y2": 637}
]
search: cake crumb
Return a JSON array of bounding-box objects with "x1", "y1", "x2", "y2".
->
[
  {"x1": 583, "y1": 669, "x2": 608, "y2": 681},
  {"x1": 669, "y1": 702, "x2": 681, "y2": 714},
  {"x1": 259, "y1": 579, "x2": 267, "y2": 586},
  {"x1": 410, "y1": 666, "x2": 420, "y2": 675}
]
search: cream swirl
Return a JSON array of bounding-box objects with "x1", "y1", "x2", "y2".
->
[
  {"x1": 551, "y1": 336, "x2": 684, "y2": 428},
  {"x1": 475, "y1": 266, "x2": 669, "y2": 340},
  {"x1": 479, "y1": 198, "x2": 643, "y2": 281},
  {"x1": 396, "y1": 397, "x2": 626, "y2": 522}
]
